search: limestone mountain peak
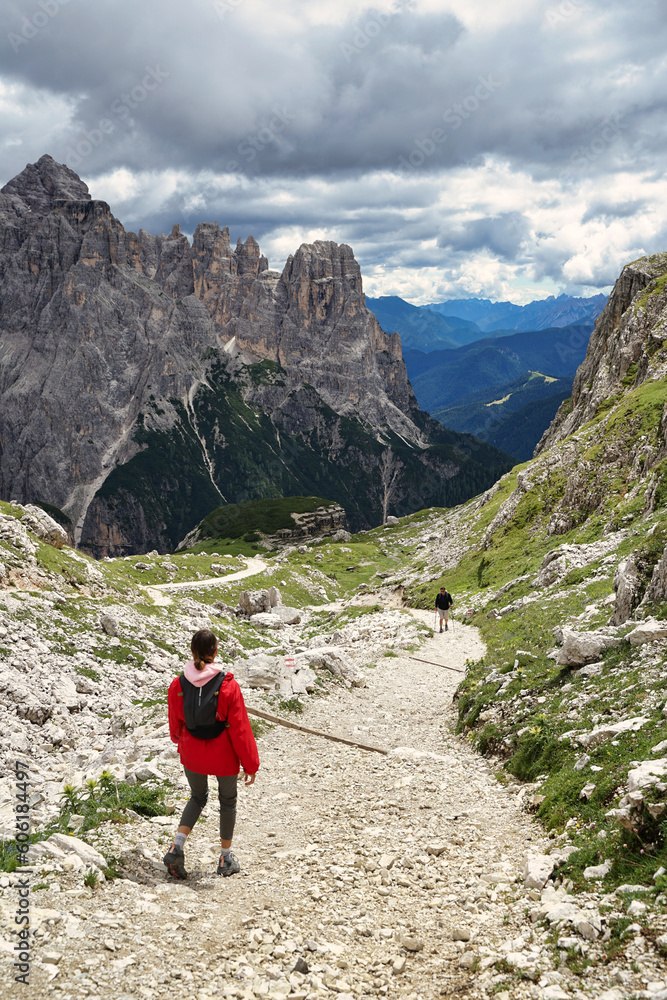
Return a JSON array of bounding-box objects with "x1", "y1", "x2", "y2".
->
[
  {"x1": 1, "y1": 153, "x2": 91, "y2": 214},
  {"x1": 0, "y1": 156, "x2": 511, "y2": 553}
]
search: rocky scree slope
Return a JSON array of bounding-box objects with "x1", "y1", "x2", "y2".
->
[
  {"x1": 0, "y1": 155, "x2": 510, "y2": 556},
  {"x1": 0, "y1": 500, "x2": 666, "y2": 1000},
  {"x1": 0, "y1": 478, "x2": 667, "y2": 995}
]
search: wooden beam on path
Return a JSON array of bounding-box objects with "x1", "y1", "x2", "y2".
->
[
  {"x1": 408, "y1": 655, "x2": 465, "y2": 674},
  {"x1": 246, "y1": 707, "x2": 388, "y2": 755}
]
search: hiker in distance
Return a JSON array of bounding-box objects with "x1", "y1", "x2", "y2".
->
[
  {"x1": 435, "y1": 586, "x2": 454, "y2": 632},
  {"x1": 164, "y1": 629, "x2": 259, "y2": 879}
]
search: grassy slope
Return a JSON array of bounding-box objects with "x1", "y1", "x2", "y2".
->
[{"x1": 397, "y1": 376, "x2": 667, "y2": 891}]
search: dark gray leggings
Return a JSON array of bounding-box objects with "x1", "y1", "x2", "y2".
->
[{"x1": 179, "y1": 769, "x2": 238, "y2": 840}]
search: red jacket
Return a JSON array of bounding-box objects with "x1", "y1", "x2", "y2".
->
[{"x1": 168, "y1": 671, "x2": 260, "y2": 777}]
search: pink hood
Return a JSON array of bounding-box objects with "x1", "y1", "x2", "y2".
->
[{"x1": 183, "y1": 659, "x2": 223, "y2": 687}]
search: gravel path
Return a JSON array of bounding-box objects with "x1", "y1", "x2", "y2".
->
[
  {"x1": 14, "y1": 616, "x2": 556, "y2": 1000},
  {"x1": 142, "y1": 557, "x2": 268, "y2": 604}
]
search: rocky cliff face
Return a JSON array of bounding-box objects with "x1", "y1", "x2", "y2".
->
[
  {"x1": 463, "y1": 251, "x2": 667, "y2": 621},
  {"x1": 536, "y1": 253, "x2": 667, "y2": 453},
  {"x1": 0, "y1": 156, "x2": 511, "y2": 553}
]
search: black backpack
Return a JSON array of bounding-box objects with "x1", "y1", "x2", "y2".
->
[{"x1": 179, "y1": 673, "x2": 228, "y2": 740}]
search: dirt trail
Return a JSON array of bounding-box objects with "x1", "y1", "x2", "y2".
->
[
  {"x1": 20, "y1": 617, "x2": 552, "y2": 1000},
  {"x1": 142, "y1": 557, "x2": 268, "y2": 605}
]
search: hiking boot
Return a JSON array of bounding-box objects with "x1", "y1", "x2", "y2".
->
[
  {"x1": 216, "y1": 851, "x2": 240, "y2": 877},
  {"x1": 163, "y1": 843, "x2": 188, "y2": 879},
  {"x1": 439, "y1": 627, "x2": 443, "y2": 633},
  {"x1": 445, "y1": 623, "x2": 448, "y2": 631}
]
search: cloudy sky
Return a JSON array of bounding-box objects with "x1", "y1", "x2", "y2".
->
[{"x1": 1, "y1": 0, "x2": 665, "y2": 304}]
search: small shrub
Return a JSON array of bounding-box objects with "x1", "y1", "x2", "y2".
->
[
  {"x1": 476, "y1": 723, "x2": 502, "y2": 756},
  {"x1": 83, "y1": 869, "x2": 100, "y2": 889},
  {"x1": 278, "y1": 698, "x2": 304, "y2": 715}
]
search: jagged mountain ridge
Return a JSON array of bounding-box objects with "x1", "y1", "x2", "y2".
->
[
  {"x1": 427, "y1": 292, "x2": 607, "y2": 333},
  {"x1": 0, "y1": 156, "x2": 512, "y2": 554}
]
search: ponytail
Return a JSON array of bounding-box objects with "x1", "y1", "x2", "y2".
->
[{"x1": 190, "y1": 629, "x2": 218, "y2": 671}]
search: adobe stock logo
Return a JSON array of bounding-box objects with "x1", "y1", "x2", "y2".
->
[
  {"x1": 62, "y1": 66, "x2": 169, "y2": 169},
  {"x1": 398, "y1": 75, "x2": 502, "y2": 170},
  {"x1": 7, "y1": 0, "x2": 70, "y2": 53}
]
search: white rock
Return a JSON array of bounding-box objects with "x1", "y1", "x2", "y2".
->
[
  {"x1": 556, "y1": 627, "x2": 622, "y2": 666},
  {"x1": 523, "y1": 854, "x2": 555, "y2": 890},
  {"x1": 290, "y1": 667, "x2": 317, "y2": 696},
  {"x1": 295, "y1": 647, "x2": 365, "y2": 687},
  {"x1": 249, "y1": 612, "x2": 285, "y2": 630},
  {"x1": 542, "y1": 987, "x2": 571, "y2": 1000},
  {"x1": 21, "y1": 505, "x2": 68, "y2": 549},
  {"x1": 577, "y1": 716, "x2": 650, "y2": 748},
  {"x1": 583, "y1": 860, "x2": 611, "y2": 880},
  {"x1": 451, "y1": 927, "x2": 471, "y2": 942},
  {"x1": 627, "y1": 758, "x2": 667, "y2": 791},
  {"x1": 457, "y1": 951, "x2": 476, "y2": 969},
  {"x1": 233, "y1": 654, "x2": 283, "y2": 690},
  {"x1": 627, "y1": 899, "x2": 647, "y2": 915},
  {"x1": 47, "y1": 833, "x2": 107, "y2": 869},
  {"x1": 51, "y1": 676, "x2": 79, "y2": 710},
  {"x1": 626, "y1": 618, "x2": 667, "y2": 646},
  {"x1": 391, "y1": 955, "x2": 406, "y2": 974},
  {"x1": 579, "y1": 782, "x2": 596, "y2": 801},
  {"x1": 271, "y1": 605, "x2": 301, "y2": 624}
]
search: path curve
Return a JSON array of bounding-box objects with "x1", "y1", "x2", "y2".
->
[{"x1": 141, "y1": 556, "x2": 267, "y2": 605}]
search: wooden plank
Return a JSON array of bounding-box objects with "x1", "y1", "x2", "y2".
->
[
  {"x1": 246, "y1": 707, "x2": 388, "y2": 755},
  {"x1": 408, "y1": 655, "x2": 465, "y2": 674}
]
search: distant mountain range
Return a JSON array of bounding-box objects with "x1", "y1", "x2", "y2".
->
[
  {"x1": 366, "y1": 291, "x2": 605, "y2": 356},
  {"x1": 403, "y1": 323, "x2": 592, "y2": 412},
  {"x1": 427, "y1": 292, "x2": 607, "y2": 333},
  {"x1": 402, "y1": 323, "x2": 593, "y2": 461},
  {"x1": 430, "y1": 372, "x2": 574, "y2": 462},
  {"x1": 365, "y1": 295, "x2": 483, "y2": 352}
]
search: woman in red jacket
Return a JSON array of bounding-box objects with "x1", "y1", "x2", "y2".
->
[{"x1": 163, "y1": 629, "x2": 260, "y2": 879}]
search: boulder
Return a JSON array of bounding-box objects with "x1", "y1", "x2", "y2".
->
[
  {"x1": 271, "y1": 605, "x2": 301, "y2": 624},
  {"x1": 0, "y1": 670, "x2": 53, "y2": 724},
  {"x1": 238, "y1": 590, "x2": 271, "y2": 616},
  {"x1": 51, "y1": 676, "x2": 80, "y2": 711},
  {"x1": 331, "y1": 529, "x2": 352, "y2": 542},
  {"x1": 47, "y1": 832, "x2": 107, "y2": 869},
  {"x1": 556, "y1": 628, "x2": 623, "y2": 666},
  {"x1": 0, "y1": 514, "x2": 37, "y2": 555},
  {"x1": 100, "y1": 614, "x2": 118, "y2": 636},
  {"x1": 583, "y1": 860, "x2": 612, "y2": 880},
  {"x1": 627, "y1": 757, "x2": 667, "y2": 792},
  {"x1": 290, "y1": 667, "x2": 317, "y2": 695},
  {"x1": 577, "y1": 716, "x2": 649, "y2": 748},
  {"x1": 21, "y1": 505, "x2": 68, "y2": 549},
  {"x1": 611, "y1": 555, "x2": 642, "y2": 624},
  {"x1": 233, "y1": 654, "x2": 283, "y2": 690},
  {"x1": 294, "y1": 647, "x2": 365, "y2": 687},
  {"x1": 523, "y1": 853, "x2": 555, "y2": 889},
  {"x1": 249, "y1": 612, "x2": 285, "y2": 630},
  {"x1": 385, "y1": 516, "x2": 400, "y2": 526},
  {"x1": 626, "y1": 618, "x2": 667, "y2": 646},
  {"x1": 533, "y1": 550, "x2": 568, "y2": 588}
]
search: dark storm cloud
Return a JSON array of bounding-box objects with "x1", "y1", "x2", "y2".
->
[
  {"x1": 581, "y1": 200, "x2": 648, "y2": 224},
  {"x1": 1, "y1": 0, "x2": 665, "y2": 182},
  {"x1": 1, "y1": 0, "x2": 666, "y2": 299},
  {"x1": 438, "y1": 212, "x2": 529, "y2": 261}
]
